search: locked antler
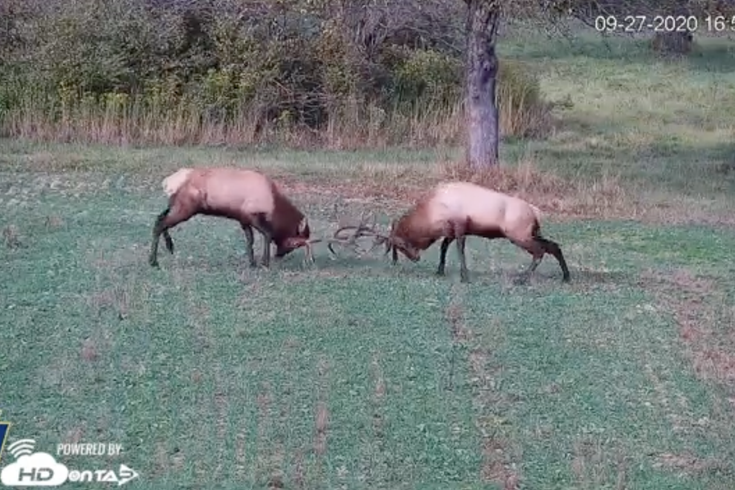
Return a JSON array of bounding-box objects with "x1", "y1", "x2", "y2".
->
[
  {"x1": 297, "y1": 211, "x2": 392, "y2": 263},
  {"x1": 326, "y1": 211, "x2": 392, "y2": 257}
]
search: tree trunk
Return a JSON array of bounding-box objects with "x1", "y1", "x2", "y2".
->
[{"x1": 465, "y1": 0, "x2": 500, "y2": 170}]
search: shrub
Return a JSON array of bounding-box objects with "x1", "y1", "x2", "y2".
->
[
  {"x1": 391, "y1": 47, "x2": 463, "y2": 110},
  {"x1": 497, "y1": 59, "x2": 552, "y2": 138},
  {"x1": 0, "y1": 0, "x2": 554, "y2": 148}
]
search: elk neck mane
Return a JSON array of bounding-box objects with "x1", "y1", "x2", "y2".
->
[
  {"x1": 270, "y1": 182, "x2": 305, "y2": 239},
  {"x1": 392, "y1": 200, "x2": 435, "y2": 249}
]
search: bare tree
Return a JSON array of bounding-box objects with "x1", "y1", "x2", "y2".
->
[
  {"x1": 461, "y1": 0, "x2": 570, "y2": 169},
  {"x1": 464, "y1": 0, "x2": 500, "y2": 170}
]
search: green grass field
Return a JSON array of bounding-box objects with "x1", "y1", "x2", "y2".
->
[{"x1": 3, "y1": 31, "x2": 735, "y2": 489}]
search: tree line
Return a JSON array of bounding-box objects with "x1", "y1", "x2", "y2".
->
[{"x1": 0, "y1": 0, "x2": 730, "y2": 167}]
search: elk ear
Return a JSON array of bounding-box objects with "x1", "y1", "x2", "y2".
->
[{"x1": 298, "y1": 217, "x2": 310, "y2": 236}]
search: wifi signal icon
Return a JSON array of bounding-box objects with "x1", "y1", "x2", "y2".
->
[{"x1": 7, "y1": 439, "x2": 36, "y2": 459}]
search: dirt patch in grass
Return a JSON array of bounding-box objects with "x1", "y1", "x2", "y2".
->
[
  {"x1": 234, "y1": 428, "x2": 248, "y2": 482},
  {"x1": 370, "y1": 352, "x2": 386, "y2": 436},
  {"x1": 87, "y1": 285, "x2": 131, "y2": 321},
  {"x1": 643, "y1": 269, "x2": 735, "y2": 388},
  {"x1": 188, "y1": 299, "x2": 212, "y2": 353},
  {"x1": 313, "y1": 356, "x2": 330, "y2": 459},
  {"x1": 571, "y1": 438, "x2": 630, "y2": 490},
  {"x1": 291, "y1": 449, "x2": 305, "y2": 489},
  {"x1": 151, "y1": 441, "x2": 185, "y2": 479},
  {"x1": 445, "y1": 287, "x2": 471, "y2": 344},
  {"x1": 2, "y1": 224, "x2": 24, "y2": 249},
  {"x1": 653, "y1": 452, "x2": 729, "y2": 476},
  {"x1": 44, "y1": 215, "x2": 64, "y2": 228},
  {"x1": 313, "y1": 401, "x2": 329, "y2": 457},
  {"x1": 64, "y1": 425, "x2": 86, "y2": 445},
  {"x1": 252, "y1": 381, "x2": 287, "y2": 488},
  {"x1": 212, "y1": 371, "x2": 229, "y2": 481},
  {"x1": 643, "y1": 363, "x2": 696, "y2": 434},
  {"x1": 444, "y1": 285, "x2": 520, "y2": 489},
  {"x1": 80, "y1": 338, "x2": 99, "y2": 362}
]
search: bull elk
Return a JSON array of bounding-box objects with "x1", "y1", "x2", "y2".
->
[
  {"x1": 149, "y1": 167, "x2": 371, "y2": 268},
  {"x1": 330, "y1": 181, "x2": 571, "y2": 283}
]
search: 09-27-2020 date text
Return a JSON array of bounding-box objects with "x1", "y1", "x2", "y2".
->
[{"x1": 595, "y1": 14, "x2": 735, "y2": 33}]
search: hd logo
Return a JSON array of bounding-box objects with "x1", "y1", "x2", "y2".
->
[
  {"x1": 0, "y1": 411, "x2": 139, "y2": 487},
  {"x1": 0, "y1": 411, "x2": 69, "y2": 486}
]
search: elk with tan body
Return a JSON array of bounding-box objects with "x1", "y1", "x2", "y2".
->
[
  {"x1": 149, "y1": 167, "x2": 326, "y2": 268},
  {"x1": 331, "y1": 181, "x2": 571, "y2": 283}
]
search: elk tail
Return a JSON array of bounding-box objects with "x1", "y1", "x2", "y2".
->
[
  {"x1": 529, "y1": 203, "x2": 542, "y2": 222},
  {"x1": 162, "y1": 168, "x2": 194, "y2": 197}
]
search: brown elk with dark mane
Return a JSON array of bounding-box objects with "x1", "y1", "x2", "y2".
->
[
  {"x1": 149, "y1": 167, "x2": 325, "y2": 268},
  {"x1": 330, "y1": 181, "x2": 571, "y2": 283}
]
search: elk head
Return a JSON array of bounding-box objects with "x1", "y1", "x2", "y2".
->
[{"x1": 275, "y1": 217, "x2": 312, "y2": 259}]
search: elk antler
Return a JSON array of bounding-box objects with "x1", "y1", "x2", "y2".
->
[
  {"x1": 297, "y1": 212, "x2": 392, "y2": 263},
  {"x1": 326, "y1": 212, "x2": 392, "y2": 257}
]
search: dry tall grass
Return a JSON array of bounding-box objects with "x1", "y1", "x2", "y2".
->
[
  {"x1": 0, "y1": 58, "x2": 553, "y2": 150},
  {"x1": 1, "y1": 96, "x2": 549, "y2": 150}
]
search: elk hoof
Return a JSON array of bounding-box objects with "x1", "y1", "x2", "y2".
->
[{"x1": 514, "y1": 275, "x2": 530, "y2": 286}]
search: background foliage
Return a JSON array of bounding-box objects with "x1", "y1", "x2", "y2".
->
[{"x1": 0, "y1": 0, "x2": 554, "y2": 148}]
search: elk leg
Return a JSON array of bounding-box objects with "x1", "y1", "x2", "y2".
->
[
  {"x1": 149, "y1": 209, "x2": 169, "y2": 267},
  {"x1": 455, "y1": 236, "x2": 469, "y2": 283},
  {"x1": 520, "y1": 254, "x2": 543, "y2": 283},
  {"x1": 437, "y1": 237, "x2": 454, "y2": 276},
  {"x1": 240, "y1": 223, "x2": 257, "y2": 268},
  {"x1": 391, "y1": 246, "x2": 398, "y2": 265},
  {"x1": 512, "y1": 238, "x2": 545, "y2": 284},
  {"x1": 163, "y1": 230, "x2": 175, "y2": 254},
  {"x1": 149, "y1": 204, "x2": 196, "y2": 267},
  {"x1": 535, "y1": 236, "x2": 571, "y2": 282},
  {"x1": 252, "y1": 213, "x2": 274, "y2": 268}
]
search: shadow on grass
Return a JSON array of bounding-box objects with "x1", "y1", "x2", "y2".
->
[
  {"x1": 565, "y1": 267, "x2": 632, "y2": 285},
  {"x1": 301, "y1": 253, "x2": 634, "y2": 288}
]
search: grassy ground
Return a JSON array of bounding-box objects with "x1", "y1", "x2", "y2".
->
[{"x1": 2, "y1": 30, "x2": 735, "y2": 489}]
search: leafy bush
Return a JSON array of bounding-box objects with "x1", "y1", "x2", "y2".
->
[
  {"x1": 0, "y1": 0, "x2": 553, "y2": 147},
  {"x1": 391, "y1": 47, "x2": 463, "y2": 110},
  {"x1": 497, "y1": 59, "x2": 551, "y2": 138}
]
